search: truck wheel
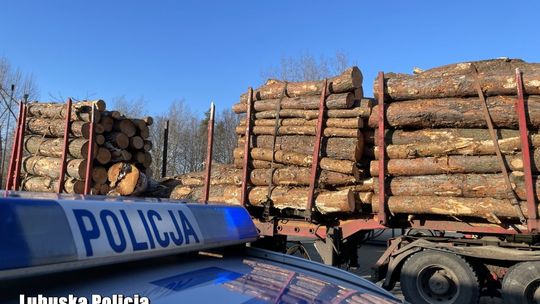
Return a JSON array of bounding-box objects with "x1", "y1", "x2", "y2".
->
[
  {"x1": 502, "y1": 261, "x2": 540, "y2": 304},
  {"x1": 400, "y1": 250, "x2": 480, "y2": 304}
]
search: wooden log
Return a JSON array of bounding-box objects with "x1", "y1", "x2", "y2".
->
[
  {"x1": 224, "y1": 186, "x2": 356, "y2": 214},
  {"x1": 130, "y1": 136, "x2": 144, "y2": 150},
  {"x1": 239, "y1": 135, "x2": 363, "y2": 161},
  {"x1": 374, "y1": 134, "x2": 540, "y2": 159},
  {"x1": 22, "y1": 176, "x2": 84, "y2": 194},
  {"x1": 95, "y1": 123, "x2": 105, "y2": 134},
  {"x1": 235, "y1": 125, "x2": 361, "y2": 138},
  {"x1": 108, "y1": 162, "x2": 147, "y2": 196},
  {"x1": 373, "y1": 128, "x2": 528, "y2": 145},
  {"x1": 249, "y1": 167, "x2": 357, "y2": 187},
  {"x1": 233, "y1": 147, "x2": 359, "y2": 176},
  {"x1": 105, "y1": 132, "x2": 129, "y2": 149},
  {"x1": 373, "y1": 173, "x2": 540, "y2": 201},
  {"x1": 238, "y1": 117, "x2": 362, "y2": 129},
  {"x1": 371, "y1": 195, "x2": 534, "y2": 221},
  {"x1": 22, "y1": 156, "x2": 86, "y2": 179},
  {"x1": 374, "y1": 59, "x2": 540, "y2": 100},
  {"x1": 233, "y1": 92, "x2": 354, "y2": 113},
  {"x1": 143, "y1": 140, "x2": 153, "y2": 152},
  {"x1": 24, "y1": 135, "x2": 92, "y2": 159},
  {"x1": 113, "y1": 119, "x2": 136, "y2": 137},
  {"x1": 100, "y1": 116, "x2": 114, "y2": 132},
  {"x1": 95, "y1": 134, "x2": 105, "y2": 145},
  {"x1": 95, "y1": 147, "x2": 112, "y2": 165},
  {"x1": 103, "y1": 110, "x2": 123, "y2": 120},
  {"x1": 27, "y1": 118, "x2": 91, "y2": 138},
  {"x1": 233, "y1": 158, "x2": 285, "y2": 170},
  {"x1": 26, "y1": 100, "x2": 105, "y2": 122},
  {"x1": 370, "y1": 150, "x2": 540, "y2": 176},
  {"x1": 240, "y1": 67, "x2": 362, "y2": 101},
  {"x1": 100, "y1": 183, "x2": 111, "y2": 195},
  {"x1": 92, "y1": 166, "x2": 108, "y2": 184},
  {"x1": 110, "y1": 149, "x2": 132, "y2": 162},
  {"x1": 132, "y1": 119, "x2": 150, "y2": 138},
  {"x1": 143, "y1": 152, "x2": 152, "y2": 168},
  {"x1": 368, "y1": 95, "x2": 540, "y2": 129},
  {"x1": 143, "y1": 116, "x2": 153, "y2": 125},
  {"x1": 252, "y1": 99, "x2": 372, "y2": 120}
]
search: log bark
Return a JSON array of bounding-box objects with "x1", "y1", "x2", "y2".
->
[
  {"x1": 253, "y1": 99, "x2": 372, "y2": 120},
  {"x1": 232, "y1": 187, "x2": 356, "y2": 214},
  {"x1": 249, "y1": 167, "x2": 357, "y2": 187},
  {"x1": 233, "y1": 92, "x2": 354, "y2": 113},
  {"x1": 22, "y1": 156, "x2": 86, "y2": 179},
  {"x1": 238, "y1": 117, "x2": 362, "y2": 129},
  {"x1": 368, "y1": 95, "x2": 540, "y2": 129},
  {"x1": 22, "y1": 176, "x2": 84, "y2": 194},
  {"x1": 27, "y1": 118, "x2": 91, "y2": 138},
  {"x1": 240, "y1": 67, "x2": 362, "y2": 101},
  {"x1": 374, "y1": 59, "x2": 540, "y2": 100},
  {"x1": 373, "y1": 128, "x2": 531, "y2": 145},
  {"x1": 370, "y1": 150, "x2": 540, "y2": 176},
  {"x1": 95, "y1": 134, "x2": 105, "y2": 145},
  {"x1": 24, "y1": 135, "x2": 92, "y2": 159},
  {"x1": 233, "y1": 147, "x2": 359, "y2": 176},
  {"x1": 143, "y1": 140, "x2": 153, "y2": 152},
  {"x1": 235, "y1": 125, "x2": 361, "y2": 138},
  {"x1": 374, "y1": 134, "x2": 540, "y2": 159},
  {"x1": 26, "y1": 100, "x2": 105, "y2": 122},
  {"x1": 238, "y1": 135, "x2": 363, "y2": 161},
  {"x1": 373, "y1": 173, "x2": 540, "y2": 201},
  {"x1": 371, "y1": 195, "x2": 534, "y2": 221}
]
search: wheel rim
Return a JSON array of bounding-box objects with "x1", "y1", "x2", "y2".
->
[
  {"x1": 416, "y1": 265, "x2": 460, "y2": 303},
  {"x1": 526, "y1": 278, "x2": 540, "y2": 303}
]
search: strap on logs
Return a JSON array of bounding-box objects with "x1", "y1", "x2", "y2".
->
[
  {"x1": 263, "y1": 82, "x2": 288, "y2": 219},
  {"x1": 202, "y1": 102, "x2": 215, "y2": 203},
  {"x1": 57, "y1": 98, "x2": 73, "y2": 193},
  {"x1": 83, "y1": 103, "x2": 97, "y2": 195},
  {"x1": 305, "y1": 79, "x2": 327, "y2": 221},
  {"x1": 472, "y1": 66, "x2": 526, "y2": 225},
  {"x1": 241, "y1": 88, "x2": 254, "y2": 207},
  {"x1": 377, "y1": 72, "x2": 388, "y2": 225},
  {"x1": 515, "y1": 68, "x2": 538, "y2": 231}
]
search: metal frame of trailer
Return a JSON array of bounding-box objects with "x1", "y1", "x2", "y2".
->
[{"x1": 5, "y1": 98, "x2": 97, "y2": 194}]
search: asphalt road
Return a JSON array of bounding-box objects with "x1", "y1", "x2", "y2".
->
[{"x1": 290, "y1": 230, "x2": 504, "y2": 304}]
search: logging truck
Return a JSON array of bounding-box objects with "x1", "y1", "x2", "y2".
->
[{"x1": 242, "y1": 62, "x2": 540, "y2": 304}]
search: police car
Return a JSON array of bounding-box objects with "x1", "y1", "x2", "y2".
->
[{"x1": 0, "y1": 192, "x2": 402, "y2": 304}]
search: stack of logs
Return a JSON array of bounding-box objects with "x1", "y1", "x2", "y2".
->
[
  {"x1": 20, "y1": 100, "x2": 153, "y2": 196},
  {"x1": 168, "y1": 67, "x2": 373, "y2": 214},
  {"x1": 367, "y1": 58, "x2": 540, "y2": 222}
]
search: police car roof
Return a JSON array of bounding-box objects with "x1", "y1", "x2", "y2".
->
[
  {"x1": 0, "y1": 191, "x2": 258, "y2": 279},
  {"x1": 0, "y1": 246, "x2": 401, "y2": 304}
]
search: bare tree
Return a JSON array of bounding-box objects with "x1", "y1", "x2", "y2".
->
[
  {"x1": 0, "y1": 57, "x2": 39, "y2": 186},
  {"x1": 111, "y1": 95, "x2": 148, "y2": 117},
  {"x1": 261, "y1": 51, "x2": 352, "y2": 82}
]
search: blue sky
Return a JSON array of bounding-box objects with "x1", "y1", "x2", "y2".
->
[{"x1": 1, "y1": 1, "x2": 539, "y2": 117}]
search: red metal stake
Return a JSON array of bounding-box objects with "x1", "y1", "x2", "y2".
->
[
  {"x1": 12, "y1": 103, "x2": 27, "y2": 191},
  {"x1": 377, "y1": 72, "x2": 388, "y2": 225},
  {"x1": 5, "y1": 102, "x2": 23, "y2": 191},
  {"x1": 57, "y1": 98, "x2": 73, "y2": 193},
  {"x1": 202, "y1": 102, "x2": 215, "y2": 204},
  {"x1": 241, "y1": 88, "x2": 254, "y2": 207},
  {"x1": 5, "y1": 102, "x2": 24, "y2": 191},
  {"x1": 306, "y1": 79, "x2": 327, "y2": 220},
  {"x1": 83, "y1": 103, "x2": 96, "y2": 195},
  {"x1": 515, "y1": 68, "x2": 538, "y2": 232}
]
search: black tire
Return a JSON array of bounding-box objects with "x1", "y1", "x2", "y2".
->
[
  {"x1": 502, "y1": 261, "x2": 540, "y2": 304},
  {"x1": 400, "y1": 250, "x2": 480, "y2": 304}
]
